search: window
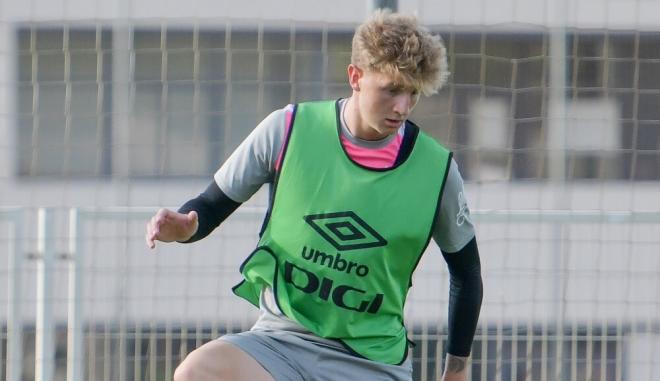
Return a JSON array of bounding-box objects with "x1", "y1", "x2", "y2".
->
[{"x1": 16, "y1": 27, "x2": 112, "y2": 177}]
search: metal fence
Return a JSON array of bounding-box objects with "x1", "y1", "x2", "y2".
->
[{"x1": 2, "y1": 207, "x2": 660, "y2": 381}]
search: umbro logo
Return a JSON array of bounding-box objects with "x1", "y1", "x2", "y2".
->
[{"x1": 303, "y1": 211, "x2": 387, "y2": 251}]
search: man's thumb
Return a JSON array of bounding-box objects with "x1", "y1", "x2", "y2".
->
[{"x1": 187, "y1": 210, "x2": 198, "y2": 223}]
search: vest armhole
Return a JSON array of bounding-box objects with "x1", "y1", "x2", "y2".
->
[
  {"x1": 259, "y1": 104, "x2": 299, "y2": 237},
  {"x1": 393, "y1": 121, "x2": 420, "y2": 167},
  {"x1": 406, "y1": 149, "x2": 453, "y2": 289}
]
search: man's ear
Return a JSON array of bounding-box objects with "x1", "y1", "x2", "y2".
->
[{"x1": 347, "y1": 64, "x2": 362, "y2": 91}]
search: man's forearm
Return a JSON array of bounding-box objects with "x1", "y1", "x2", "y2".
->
[
  {"x1": 177, "y1": 181, "x2": 241, "y2": 243},
  {"x1": 441, "y1": 237, "x2": 483, "y2": 356}
]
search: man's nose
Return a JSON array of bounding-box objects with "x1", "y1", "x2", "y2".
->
[{"x1": 393, "y1": 93, "x2": 413, "y2": 116}]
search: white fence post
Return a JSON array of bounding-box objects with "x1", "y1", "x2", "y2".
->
[
  {"x1": 35, "y1": 208, "x2": 55, "y2": 381},
  {"x1": 3, "y1": 208, "x2": 24, "y2": 381},
  {"x1": 67, "y1": 208, "x2": 83, "y2": 381}
]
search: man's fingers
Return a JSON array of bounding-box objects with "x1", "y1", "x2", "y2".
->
[
  {"x1": 146, "y1": 236, "x2": 155, "y2": 249},
  {"x1": 145, "y1": 229, "x2": 156, "y2": 249},
  {"x1": 145, "y1": 217, "x2": 160, "y2": 249},
  {"x1": 156, "y1": 208, "x2": 169, "y2": 219},
  {"x1": 153, "y1": 212, "x2": 166, "y2": 227},
  {"x1": 156, "y1": 208, "x2": 173, "y2": 223}
]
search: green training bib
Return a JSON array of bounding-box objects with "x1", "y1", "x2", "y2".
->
[{"x1": 233, "y1": 100, "x2": 452, "y2": 364}]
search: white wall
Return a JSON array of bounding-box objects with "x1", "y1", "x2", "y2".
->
[{"x1": 0, "y1": 0, "x2": 659, "y2": 28}]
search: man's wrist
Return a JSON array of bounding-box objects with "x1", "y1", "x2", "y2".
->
[
  {"x1": 442, "y1": 353, "x2": 468, "y2": 381},
  {"x1": 445, "y1": 353, "x2": 467, "y2": 372}
]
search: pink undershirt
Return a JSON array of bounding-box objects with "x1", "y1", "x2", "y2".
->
[{"x1": 275, "y1": 104, "x2": 403, "y2": 170}]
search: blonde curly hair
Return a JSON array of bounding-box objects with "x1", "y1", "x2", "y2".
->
[{"x1": 351, "y1": 10, "x2": 449, "y2": 96}]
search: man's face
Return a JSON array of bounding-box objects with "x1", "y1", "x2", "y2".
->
[{"x1": 351, "y1": 66, "x2": 420, "y2": 140}]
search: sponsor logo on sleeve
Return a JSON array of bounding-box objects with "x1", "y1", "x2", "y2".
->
[{"x1": 456, "y1": 192, "x2": 469, "y2": 227}]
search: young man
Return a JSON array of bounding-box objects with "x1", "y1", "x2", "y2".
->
[{"x1": 146, "y1": 10, "x2": 482, "y2": 381}]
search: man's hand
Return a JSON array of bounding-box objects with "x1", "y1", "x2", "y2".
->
[
  {"x1": 145, "y1": 208, "x2": 199, "y2": 249},
  {"x1": 441, "y1": 354, "x2": 468, "y2": 381}
]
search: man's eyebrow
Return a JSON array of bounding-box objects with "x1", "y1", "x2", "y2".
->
[
  {"x1": 385, "y1": 82, "x2": 404, "y2": 90},
  {"x1": 391, "y1": 83, "x2": 420, "y2": 93}
]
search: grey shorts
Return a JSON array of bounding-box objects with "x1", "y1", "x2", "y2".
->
[{"x1": 219, "y1": 331, "x2": 413, "y2": 381}]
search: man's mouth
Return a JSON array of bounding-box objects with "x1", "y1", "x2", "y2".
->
[{"x1": 384, "y1": 118, "x2": 403, "y2": 127}]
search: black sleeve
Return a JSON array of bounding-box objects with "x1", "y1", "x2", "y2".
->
[
  {"x1": 176, "y1": 181, "x2": 242, "y2": 243},
  {"x1": 441, "y1": 236, "x2": 483, "y2": 357}
]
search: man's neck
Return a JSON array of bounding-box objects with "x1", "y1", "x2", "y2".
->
[
  {"x1": 343, "y1": 96, "x2": 361, "y2": 138},
  {"x1": 343, "y1": 96, "x2": 386, "y2": 141}
]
